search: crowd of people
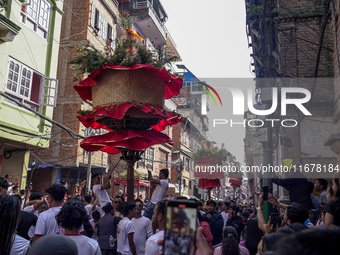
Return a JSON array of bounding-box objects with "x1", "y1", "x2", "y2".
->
[{"x1": 1, "y1": 170, "x2": 340, "y2": 255}]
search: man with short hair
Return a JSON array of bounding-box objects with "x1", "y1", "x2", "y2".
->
[
  {"x1": 221, "y1": 201, "x2": 230, "y2": 229},
  {"x1": 92, "y1": 173, "x2": 112, "y2": 209},
  {"x1": 117, "y1": 202, "x2": 137, "y2": 255},
  {"x1": 144, "y1": 169, "x2": 169, "y2": 220},
  {"x1": 131, "y1": 199, "x2": 152, "y2": 255},
  {"x1": 113, "y1": 195, "x2": 123, "y2": 217},
  {"x1": 98, "y1": 202, "x2": 121, "y2": 255},
  {"x1": 259, "y1": 193, "x2": 309, "y2": 232},
  {"x1": 32, "y1": 184, "x2": 66, "y2": 243},
  {"x1": 145, "y1": 200, "x2": 166, "y2": 255},
  {"x1": 84, "y1": 194, "x2": 104, "y2": 219},
  {"x1": 203, "y1": 200, "x2": 223, "y2": 246},
  {"x1": 11, "y1": 185, "x2": 19, "y2": 195},
  {"x1": 0, "y1": 177, "x2": 9, "y2": 195},
  {"x1": 226, "y1": 204, "x2": 243, "y2": 242},
  {"x1": 23, "y1": 192, "x2": 44, "y2": 214}
]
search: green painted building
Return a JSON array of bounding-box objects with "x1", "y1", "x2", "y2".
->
[{"x1": 0, "y1": 0, "x2": 63, "y2": 190}]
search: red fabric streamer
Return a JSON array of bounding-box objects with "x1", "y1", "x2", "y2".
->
[
  {"x1": 198, "y1": 179, "x2": 221, "y2": 189},
  {"x1": 80, "y1": 129, "x2": 173, "y2": 154},
  {"x1": 77, "y1": 103, "x2": 182, "y2": 132}
]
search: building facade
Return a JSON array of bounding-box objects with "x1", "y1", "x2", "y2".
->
[
  {"x1": 32, "y1": 0, "x2": 121, "y2": 194},
  {"x1": 245, "y1": 0, "x2": 337, "y2": 200},
  {"x1": 0, "y1": 0, "x2": 63, "y2": 190}
]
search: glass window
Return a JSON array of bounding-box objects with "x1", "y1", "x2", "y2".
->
[
  {"x1": 146, "y1": 148, "x2": 154, "y2": 170},
  {"x1": 6, "y1": 58, "x2": 33, "y2": 100},
  {"x1": 7, "y1": 60, "x2": 20, "y2": 93},
  {"x1": 21, "y1": 0, "x2": 51, "y2": 39}
]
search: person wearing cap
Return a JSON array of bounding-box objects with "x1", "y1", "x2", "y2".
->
[{"x1": 143, "y1": 169, "x2": 169, "y2": 220}]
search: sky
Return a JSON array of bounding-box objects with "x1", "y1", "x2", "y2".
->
[{"x1": 162, "y1": 0, "x2": 253, "y2": 164}]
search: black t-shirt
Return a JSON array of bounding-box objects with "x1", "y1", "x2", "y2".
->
[
  {"x1": 17, "y1": 211, "x2": 38, "y2": 240},
  {"x1": 324, "y1": 198, "x2": 340, "y2": 226}
]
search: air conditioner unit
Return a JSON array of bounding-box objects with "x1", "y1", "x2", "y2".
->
[{"x1": 22, "y1": 0, "x2": 31, "y2": 6}]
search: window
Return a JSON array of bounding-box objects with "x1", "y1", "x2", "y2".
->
[
  {"x1": 191, "y1": 82, "x2": 204, "y2": 94},
  {"x1": 189, "y1": 180, "x2": 192, "y2": 190},
  {"x1": 146, "y1": 148, "x2": 154, "y2": 170},
  {"x1": 107, "y1": 25, "x2": 117, "y2": 49},
  {"x1": 5, "y1": 57, "x2": 58, "y2": 112},
  {"x1": 21, "y1": 0, "x2": 51, "y2": 39},
  {"x1": 182, "y1": 81, "x2": 191, "y2": 87},
  {"x1": 182, "y1": 131, "x2": 187, "y2": 146},
  {"x1": 185, "y1": 158, "x2": 189, "y2": 171},
  {"x1": 91, "y1": 3, "x2": 109, "y2": 42},
  {"x1": 159, "y1": 151, "x2": 168, "y2": 169}
]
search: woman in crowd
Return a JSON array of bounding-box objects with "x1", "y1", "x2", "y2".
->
[
  {"x1": 0, "y1": 194, "x2": 30, "y2": 255},
  {"x1": 244, "y1": 219, "x2": 262, "y2": 255},
  {"x1": 214, "y1": 227, "x2": 249, "y2": 255}
]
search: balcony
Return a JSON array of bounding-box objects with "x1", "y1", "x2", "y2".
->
[{"x1": 131, "y1": 0, "x2": 167, "y2": 45}]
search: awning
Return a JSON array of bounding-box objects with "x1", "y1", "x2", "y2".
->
[{"x1": 29, "y1": 162, "x2": 58, "y2": 170}]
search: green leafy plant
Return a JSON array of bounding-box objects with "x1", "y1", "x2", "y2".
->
[
  {"x1": 120, "y1": 12, "x2": 137, "y2": 30},
  {"x1": 70, "y1": 36, "x2": 176, "y2": 78},
  {"x1": 252, "y1": 4, "x2": 263, "y2": 14}
]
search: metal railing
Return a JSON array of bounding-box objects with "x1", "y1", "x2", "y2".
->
[{"x1": 133, "y1": 0, "x2": 164, "y2": 28}]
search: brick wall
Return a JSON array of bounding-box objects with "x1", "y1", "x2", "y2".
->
[{"x1": 277, "y1": 0, "x2": 335, "y2": 166}]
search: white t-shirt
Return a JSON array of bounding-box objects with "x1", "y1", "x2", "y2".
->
[
  {"x1": 151, "y1": 179, "x2": 168, "y2": 204},
  {"x1": 10, "y1": 234, "x2": 30, "y2": 255},
  {"x1": 114, "y1": 210, "x2": 123, "y2": 217},
  {"x1": 164, "y1": 238, "x2": 174, "y2": 255},
  {"x1": 145, "y1": 230, "x2": 164, "y2": 255},
  {"x1": 85, "y1": 204, "x2": 105, "y2": 219},
  {"x1": 117, "y1": 217, "x2": 135, "y2": 255},
  {"x1": 34, "y1": 206, "x2": 64, "y2": 236},
  {"x1": 180, "y1": 238, "x2": 190, "y2": 253},
  {"x1": 65, "y1": 234, "x2": 101, "y2": 255},
  {"x1": 92, "y1": 184, "x2": 111, "y2": 208},
  {"x1": 131, "y1": 216, "x2": 153, "y2": 255},
  {"x1": 89, "y1": 219, "x2": 98, "y2": 241},
  {"x1": 221, "y1": 211, "x2": 229, "y2": 229}
]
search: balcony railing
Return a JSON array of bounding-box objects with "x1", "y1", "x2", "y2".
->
[
  {"x1": 133, "y1": 0, "x2": 164, "y2": 28},
  {"x1": 111, "y1": 0, "x2": 119, "y2": 9}
]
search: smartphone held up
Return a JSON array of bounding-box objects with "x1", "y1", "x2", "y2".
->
[{"x1": 163, "y1": 200, "x2": 197, "y2": 255}]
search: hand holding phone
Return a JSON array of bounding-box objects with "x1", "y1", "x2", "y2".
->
[
  {"x1": 163, "y1": 200, "x2": 197, "y2": 255},
  {"x1": 263, "y1": 186, "x2": 269, "y2": 201},
  {"x1": 270, "y1": 212, "x2": 280, "y2": 229}
]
